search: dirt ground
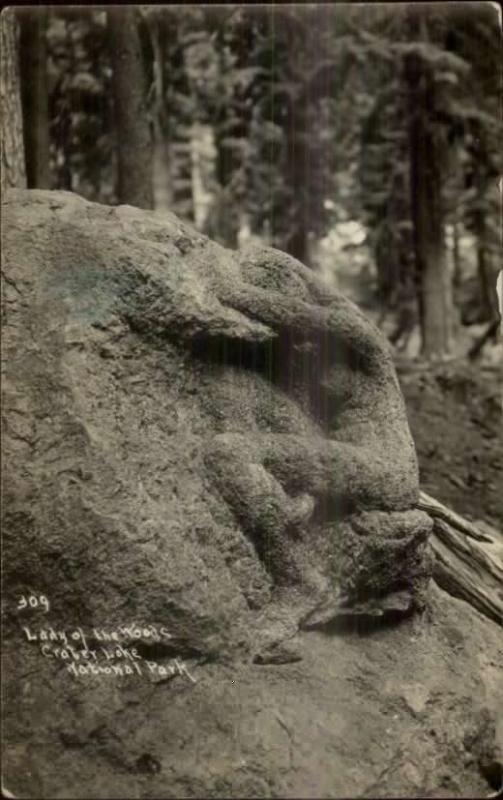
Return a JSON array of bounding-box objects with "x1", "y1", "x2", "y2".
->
[
  {"x1": 398, "y1": 359, "x2": 502, "y2": 530},
  {"x1": 4, "y1": 582, "x2": 501, "y2": 800}
]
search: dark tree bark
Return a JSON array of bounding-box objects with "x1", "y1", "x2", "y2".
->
[
  {"x1": 108, "y1": 7, "x2": 153, "y2": 209},
  {"x1": 166, "y1": 21, "x2": 193, "y2": 221},
  {"x1": 144, "y1": 9, "x2": 172, "y2": 211},
  {"x1": 452, "y1": 221, "x2": 461, "y2": 290},
  {"x1": 475, "y1": 212, "x2": 499, "y2": 322},
  {"x1": 205, "y1": 28, "x2": 240, "y2": 245},
  {"x1": 280, "y1": 102, "x2": 309, "y2": 265},
  {"x1": 468, "y1": 318, "x2": 500, "y2": 360},
  {"x1": 284, "y1": 217, "x2": 309, "y2": 265},
  {"x1": 170, "y1": 130, "x2": 194, "y2": 222},
  {"x1": 1, "y1": 9, "x2": 27, "y2": 193},
  {"x1": 18, "y1": 8, "x2": 51, "y2": 189},
  {"x1": 471, "y1": 134, "x2": 499, "y2": 327},
  {"x1": 404, "y1": 12, "x2": 455, "y2": 359}
]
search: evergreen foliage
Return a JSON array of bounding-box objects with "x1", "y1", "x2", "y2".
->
[{"x1": 7, "y1": 3, "x2": 502, "y2": 354}]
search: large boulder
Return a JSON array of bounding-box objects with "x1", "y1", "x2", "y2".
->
[{"x1": 2, "y1": 190, "x2": 501, "y2": 799}]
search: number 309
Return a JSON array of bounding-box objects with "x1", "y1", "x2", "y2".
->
[{"x1": 17, "y1": 594, "x2": 50, "y2": 612}]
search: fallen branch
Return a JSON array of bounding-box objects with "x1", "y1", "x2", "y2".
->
[
  {"x1": 418, "y1": 491, "x2": 495, "y2": 543},
  {"x1": 468, "y1": 317, "x2": 500, "y2": 361},
  {"x1": 419, "y1": 491, "x2": 503, "y2": 625}
]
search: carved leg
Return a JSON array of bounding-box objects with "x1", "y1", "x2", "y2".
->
[{"x1": 204, "y1": 433, "x2": 315, "y2": 584}]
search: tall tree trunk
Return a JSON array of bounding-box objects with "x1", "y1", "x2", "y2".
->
[
  {"x1": 108, "y1": 7, "x2": 153, "y2": 209},
  {"x1": 475, "y1": 211, "x2": 498, "y2": 321},
  {"x1": 213, "y1": 132, "x2": 239, "y2": 247},
  {"x1": 18, "y1": 8, "x2": 50, "y2": 189},
  {"x1": 470, "y1": 131, "x2": 499, "y2": 326},
  {"x1": 284, "y1": 216, "x2": 309, "y2": 265},
  {"x1": 170, "y1": 128, "x2": 195, "y2": 222},
  {"x1": 404, "y1": 26, "x2": 454, "y2": 358},
  {"x1": 143, "y1": 8, "x2": 171, "y2": 212},
  {"x1": 283, "y1": 108, "x2": 309, "y2": 265},
  {"x1": 191, "y1": 123, "x2": 216, "y2": 231},
  {"x1": 210, "y1": 37, "x2": 240, "y2": 247},
  {"x1": 166, "y1": 19, "x2": 194, "y2": 223},
  {"x1": 452, "y1": 221, "x2": 461, "y2": 290},
  {"x1": 1, "y1": 9, "x2": 26, "y2": 193}
]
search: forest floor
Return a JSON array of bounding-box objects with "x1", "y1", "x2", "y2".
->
[
  {"x1": 398, "y1": 358, "x2": 501, "y2": 529},
  {"x1": 9, "y1": 580, "x2": 500, "y2": 800}
]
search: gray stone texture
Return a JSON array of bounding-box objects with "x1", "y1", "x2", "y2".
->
[
  {"x1": 2, "y1": 191, "x2": 501, "y2": 800},
  {"x1": 2, "y1": 189, "x2": 433, "y2": 655}
]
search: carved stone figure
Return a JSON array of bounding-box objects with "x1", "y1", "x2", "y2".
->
[
  {"x1": 3, "y1": 191, "x2": 502, "y2": 800},
  {"x1": 2, "y1": 189, "x2": 432, "y2": 657}
]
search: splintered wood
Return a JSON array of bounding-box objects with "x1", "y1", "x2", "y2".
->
[{"x1": 419, "y1": 491, "x2": 503, "y2": 626}]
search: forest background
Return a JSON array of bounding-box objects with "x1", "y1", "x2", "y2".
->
[{"x1": 1, "y1": 2, "x2": 502, "y2": 527}]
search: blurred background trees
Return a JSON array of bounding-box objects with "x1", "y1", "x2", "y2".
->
[{"x1": 3, "y1": 3, "x2": 501, "y2": 362}]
